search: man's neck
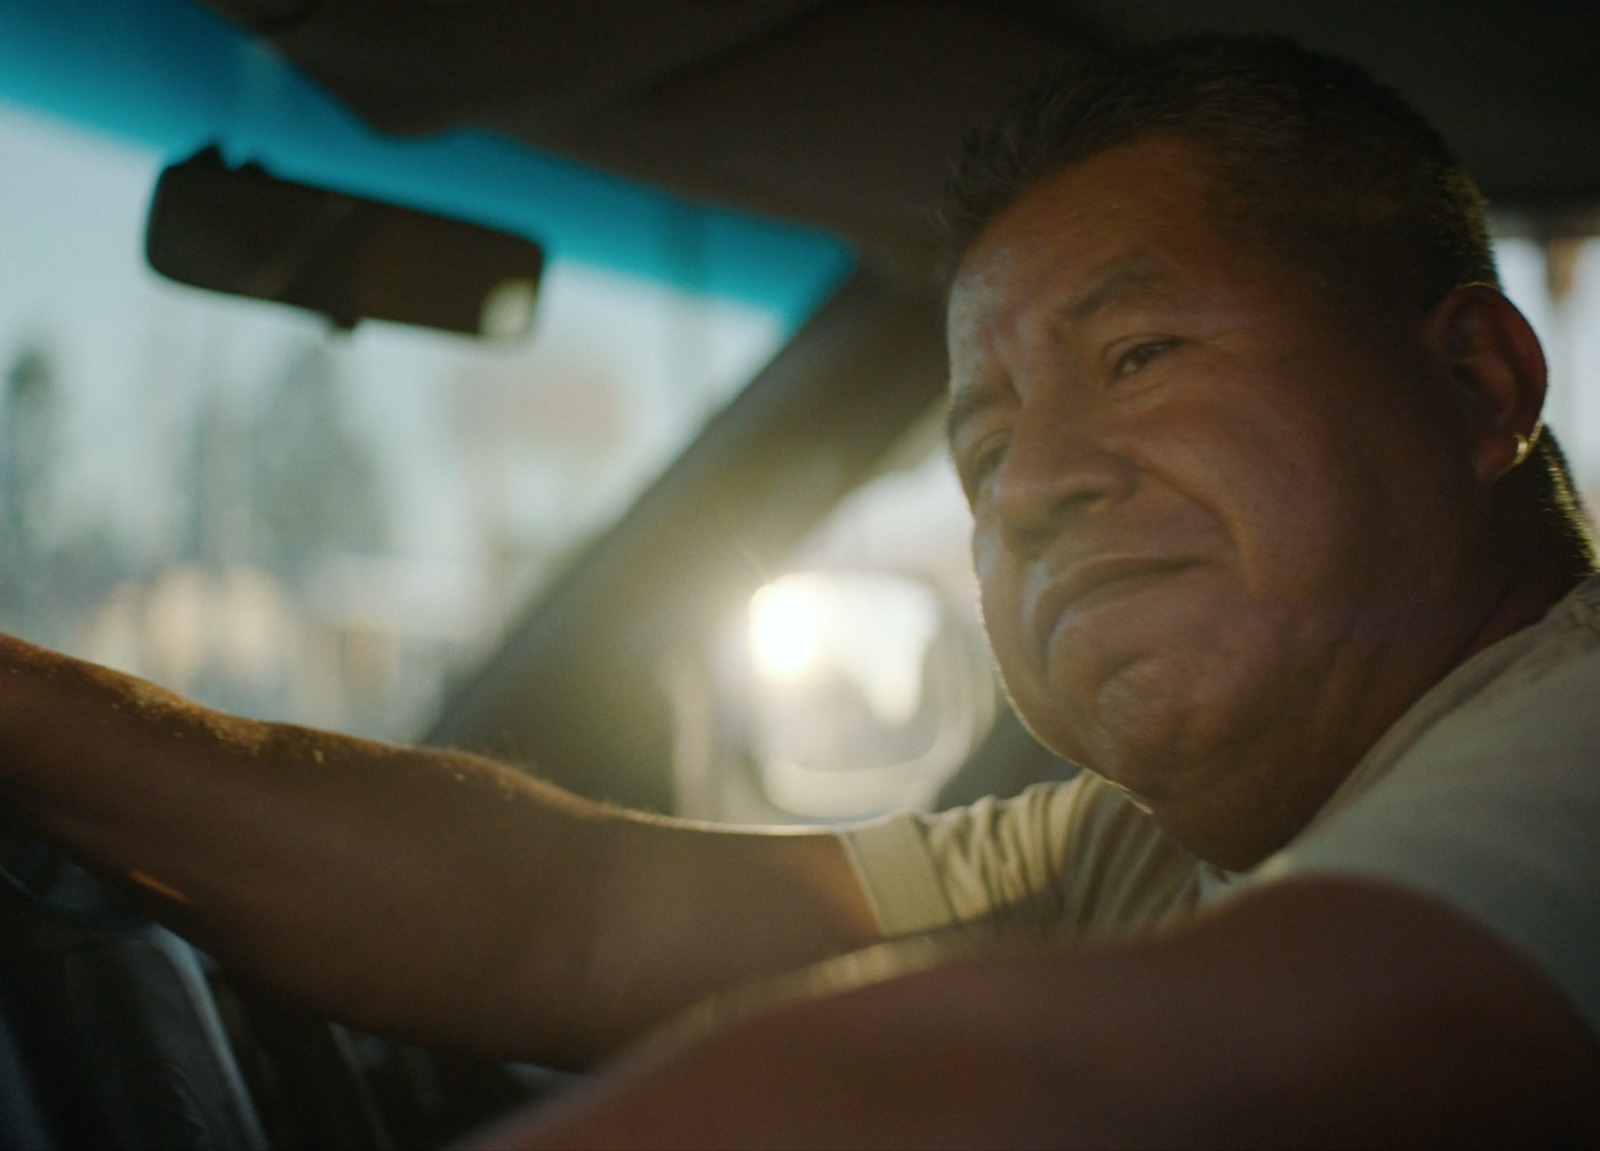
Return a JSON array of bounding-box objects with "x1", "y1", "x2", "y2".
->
[{"x1": 1458, "y1": 509, "x2": 1595, "y2": 669}]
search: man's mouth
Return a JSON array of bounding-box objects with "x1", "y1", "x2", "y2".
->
[{"x1": 1031, "y1": 555, "x2": 1199, "y2": 661}]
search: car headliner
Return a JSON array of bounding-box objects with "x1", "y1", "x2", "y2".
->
[{"x1": 207, "y1": 0, "x2": 1600, "y2": 287}]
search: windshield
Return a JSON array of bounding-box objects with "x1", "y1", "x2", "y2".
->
[
  {"x1": 4, "y1": 54, "x2": 1599, "y2": 806},
  {"x1": 0, "y1": 101, "x2": 807, "y2": 740}
]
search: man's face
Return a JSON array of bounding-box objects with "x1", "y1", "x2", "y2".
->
[{"x1": 947, "y1": 137, "x2": 1489, "y2": 867}]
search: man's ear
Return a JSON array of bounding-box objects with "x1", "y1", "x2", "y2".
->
[{"x1": 1424, "y1": 284, "x2": 1548, "y2": 485}]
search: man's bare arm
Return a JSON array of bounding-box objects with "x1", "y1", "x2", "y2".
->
[
  {"x1": 481, "y1": 876, "x2": 1600, "y2": 1148},
  {"x1": 0, "y1": 636, "x2": 879, "y2": 1066}
]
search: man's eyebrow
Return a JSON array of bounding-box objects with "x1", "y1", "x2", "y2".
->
[
  {"x1": 945, "y1": 258, "x2": 1182, "y2": 447},
  {"x1": 1053, "y1": 256, "x2": 1182, "y2": 329}
]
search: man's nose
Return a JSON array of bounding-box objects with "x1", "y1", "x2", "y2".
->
[{"x1": 990, "y1": 414, "x2": 1136, "y2": 557}]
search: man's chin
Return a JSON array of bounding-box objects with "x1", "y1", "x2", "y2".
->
[
  {"x1": 1017, "y1": 588, "x2": 1358, "y2": 867},
  {"x1": 1038, "y1": 650, "x2": 1274, "y2": 814},
  {"x1": 1083, "y1": 706, "x2": 1322, "y2": 870}
]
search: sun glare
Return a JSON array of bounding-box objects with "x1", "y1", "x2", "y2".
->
[{"x1": 750, "y1": 580, "x2": 817, "y2": 676}]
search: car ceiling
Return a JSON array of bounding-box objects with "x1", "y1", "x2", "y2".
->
[{"x1": 204, "y1": 1, "x2": 1600, "y2": 290}]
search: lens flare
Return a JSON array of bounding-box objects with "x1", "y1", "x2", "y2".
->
[{"x1": 750, "y1": 581, "x2": 817, "y2": 676}]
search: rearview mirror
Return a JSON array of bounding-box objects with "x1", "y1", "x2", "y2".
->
[{"x1": 145, "y1": 147, "x2": 544, "y2": 338}]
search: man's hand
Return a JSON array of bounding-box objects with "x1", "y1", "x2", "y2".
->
[{"x1": 469, "y1": 876, "x2": 1600, "y2": 1148}]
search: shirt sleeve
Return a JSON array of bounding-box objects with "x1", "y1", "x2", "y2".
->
[
  {"x1": 1264, "y1": 647, "x2": 1600, "y2": 1040},
  {"x1": 838, "y1": 773, "x2": 1203, "y2": 942}
]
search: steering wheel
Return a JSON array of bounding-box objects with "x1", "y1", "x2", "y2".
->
[
  {"x1": 0, "y1": 829, "x2": 566, "y2": 1150},
  {"x1": 0, "y1": 828, "x2": 265, "y2": 1149}
]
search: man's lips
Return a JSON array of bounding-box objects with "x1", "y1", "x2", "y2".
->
[{"x1": 1029, "y1": 555, "x2": 1199, "y2": 661}]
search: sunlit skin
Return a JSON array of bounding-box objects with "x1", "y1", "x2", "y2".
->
[{"x1": 947, "y1": 136, "x2": 1555, "y2": 869}]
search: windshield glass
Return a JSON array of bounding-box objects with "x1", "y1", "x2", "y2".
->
[{"x1": 0, "y1": 102, "x2": 802, "y2": 740}]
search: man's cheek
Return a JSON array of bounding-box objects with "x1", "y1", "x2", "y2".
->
[
  {"x1": 979, "y1": 598, "x2": 1031, "y2": 701},
  {"x1": 1036, "y1": 571, "x2": 1251, "y2": 740},
  {"x1": 974, "y1": 539, "x2": 1019, "y2": 663},
  {"x1": 976, "y1": 582, "x2": 1061, "y2": 742}
]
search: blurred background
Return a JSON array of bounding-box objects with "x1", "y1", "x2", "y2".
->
[{"x1": 3, "y1": 3, "x2": 1598, "y2": 825}]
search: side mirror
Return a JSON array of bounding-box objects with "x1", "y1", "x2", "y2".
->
[
  {"x1": 145, "y1": 147, "x2": 544, "y2": 338},
  {"x1": 742, "y1": 570, "x2": 996, "y2": 818}
]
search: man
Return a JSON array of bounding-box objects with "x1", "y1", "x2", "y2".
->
[{"x1": 1, "y1": 36, "x2": 1597, "y2": 1146}]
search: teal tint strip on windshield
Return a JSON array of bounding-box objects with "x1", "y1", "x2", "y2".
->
[{"x1": 0, "y1": 0, "x2": 853, "y2": 325}]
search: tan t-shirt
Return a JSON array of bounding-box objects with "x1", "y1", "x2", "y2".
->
[{"x1": 839, "y1": 575, "x2": 1600, "y2": 1037}]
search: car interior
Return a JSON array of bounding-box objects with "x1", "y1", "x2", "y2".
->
[{"x1": 0, "y1": 1, "x2": 1597, "y2": 1147}]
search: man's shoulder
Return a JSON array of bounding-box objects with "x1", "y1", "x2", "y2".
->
[
  {"x1": 1306, "y1": 573, "x2": 1600, "y2": 827},
  {"x1": 1468, "y1": 573, "x2": 1600, "y2": 707},
  {"x1": 842, "y1": 772, "x2": 1203, "y2": 941},
  {"x1": 1260, "y1": 574, "x2": 1600, "y2": 1041},
  {"x1": 1408, "y1": 572, "x2": 1600, "y2": 768}
]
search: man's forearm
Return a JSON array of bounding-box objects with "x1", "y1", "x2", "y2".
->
[
  {"x1": 0, "y1": 636, "x2": 878, "y2": 1064},
  {"x1": 475, "y1": 877, "x2": 1600, "y2": 1148}
]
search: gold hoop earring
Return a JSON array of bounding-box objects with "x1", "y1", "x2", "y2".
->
[{"x1": 1508, "y1": 421, "x2": 1542, "y2": 473}]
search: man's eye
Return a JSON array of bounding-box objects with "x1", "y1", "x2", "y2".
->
[
  {"x1": 962, "y1": 442, "x2": 1006, "y2": 495},
  {"x1": 1113, "y1": 338, "x2": 1178, "y2": 378}
]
